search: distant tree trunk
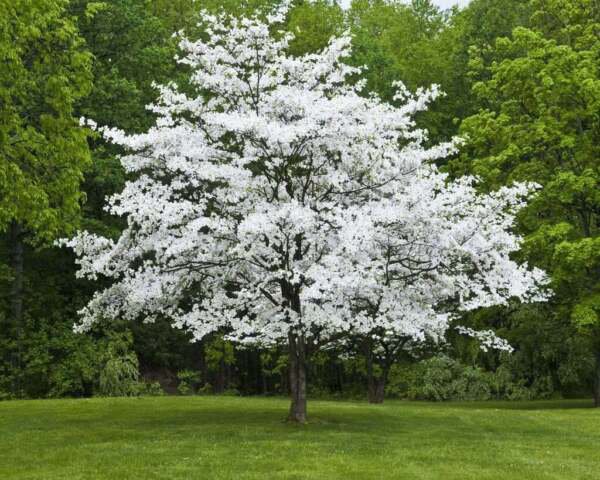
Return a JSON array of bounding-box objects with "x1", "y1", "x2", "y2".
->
[
  {"x1": 594, "y1": 351, "x2": 600, "y2": 408},
  {"x1": 214, "y1": 357, "x2": 226, "y2": 393},
  {"x1": 336, "y1": 361, "x2": 344, "y2": 394},
  {"x1": 366, "y1": 353, "x2": 388, "y2": 404},
  {"x1": 9, "y1": 222, "x2": 24, "y2": 330},
  {"x1": 261, "y1": 369, "x2": 268, "y2": 395},
  {"x1": 257, "y1": 351, "x2": 268, "y2": 394},
  {"x1": 368, "y1": 375, "x2": 386, "y2": 404},
  {"x1": 365, "y1": 339, "x2": 388, "y2": 404},
  {"x1": 8, "y1": 221, "x2": 24, "y2": 396},
  {"x1": 288, "y1": 331, "x2": 307, "y2": 423}
]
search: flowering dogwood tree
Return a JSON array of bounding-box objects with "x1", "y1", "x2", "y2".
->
[{"x1": 63, "y1": 5, "x2": 547, "y2": 421}]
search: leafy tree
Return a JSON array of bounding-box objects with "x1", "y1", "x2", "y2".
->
[
  {"x1": 286, "y1": 0, "x2": 345, "y2": 56},
  {"x1": 204, "y1": 336, "x2": 236, "y2": 393},
  {"x1": 453, "y1": 0, "x2": 600, "y2": 404},
  {"x1": 347, "y1": 0, "x2": 462, "y2": 141},
  {"x1": 348, "y1": 0, "x2": 449, "y2": 97},
  {"x1": 0, "y1": 0, "x2": 92, "y2": 395},
  {"x1": 0, "y1": 0, "x2": 92, "y2": 240},
  {"x1": 429, "y1": 0, "x2": 532, "y2": 139}
]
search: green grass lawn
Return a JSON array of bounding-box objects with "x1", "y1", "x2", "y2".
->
[{"x1": 1, "y1": 396, "x2": 598, "y2": 479}]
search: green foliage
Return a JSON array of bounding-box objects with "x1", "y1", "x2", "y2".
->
[
  {"x1": 259, "y1": 348, "x2": 287, "y2": 394},
  {"x1": 98, "y1": 336, "x2": 139, "y2": 396},
  {"x1": 0, "y1": 321, "x2": 145, "y2": 399},
  {"x1": 387, "y1": 356, "x2": 539, "y2": 401},
  {"x1": 452, "y1": 0, "x2": 600, "y2": 390},
  {"x1": 348, "y1": 1, "x2": 449, "y2": 93},
  {"x1": 176, "y1": 369, "x2": 201, "y2": 395},
  {"x1": 401, "y1": 356, "x2": 491, "y2": 401},
  {"x1": 40, "y1": 326, "x2": 104, "y2": 398},
  {"x1": 444, "y1": 0, "x2": 531, "y2": 123},
  {"x1": 135, "y1": 380, "x2": 165, "y2": 396},
  {"x1": 72, "y1": 0, "x2": 178, "y2": 133},
  {"x1": 98, "y1": 332, "x2": 140, "y2": 397},
  {"x1": 197, "y1": 382, "x2": 214, "y2": 395},
  {"x1": 0, "y1": 0, "x2": 92, "y2": 242},
  {"x1": 0, "y1": 316, "x2": 103, "y2": 399},
  {"x1": 347, "y1": 0, "x2": 463, "y2": 140},
  {"x1": 205, "y1": 337, "x2": 235, "y2": 371},
  {"x1": 0, "y1": 0, "x2": 93, "y2": 401},
  {"x1": 286, "y1": 1, "x2": 344, "y2": 56},
  {"x1": 260, "y1": 349, "x2": 287, "y2": 378}
]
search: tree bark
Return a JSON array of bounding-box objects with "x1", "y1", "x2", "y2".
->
[
  {"x1": 366, "y1": 340, "x2": 387, "y2": 404},
  {"x1": 367, "y1": 359, "x2": 387, "y2": 404},
  {"x1": 9, "y1": 222, "x2": 24, "y2": 330},
  {"x1": 8, "y1": 221, "x2": 24, "y2": 396},
  {"x1": 287, "y1": 332, "x2": 307, "y2": 423},
  {"x1": 593, "y1": 351, "x2": 600, "y2": 408},
  {"x1": 368, "y1": 375, "x2": 386, "y2": 404},
  {"x1": 214, "y1": 357, "x2": 226, "y2": 394}
]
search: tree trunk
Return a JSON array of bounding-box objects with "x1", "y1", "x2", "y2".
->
[
  {"x1": 9, "y1": 222, "x2": 24, "y2": 330},
  {"x1": 8, "y1": 221, "x2": 24, "y2": 396},
  {"x1": 214, "y1": 357, "x2": 226, "y2": 394},
  {"x1": 594, "y1": 351, "x2": 600, "y2": 408},
  {"x1": 368, "y1": 376, "x2": 386, "y2": 404},
  {"x1": 287, "y1": 332, "x2": 307, "y2": 423},
  {"x1": 367, "y1": 360, "x2": 387, "y2": 404},
  {"x1": 366, "y1": 342, "x2": 387, "y2": 404}
]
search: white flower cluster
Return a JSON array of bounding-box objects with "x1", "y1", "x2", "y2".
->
[
  {"x1": 455, "y1": 327, "x2": 514, "y2": 353},
  {"x1": 63, "y1": 5, "x2": 548, "y2": 354}
]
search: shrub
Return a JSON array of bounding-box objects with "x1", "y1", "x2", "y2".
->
[
  {"x1": 197, "y1": 382, "x2": 213, "y2": 395},
  {"x1": 98, "y1": 333, "x2": 140, "y2": 397},
  {"x1": 221, "y1": 387, "x2": 240, "y2": 396},
  {"x1": 388, "y1": 355, "x2": 540, "y2": 401},
  {"x1": 177, "y1": 370, "x2": 201, "y2": 395},
  {"x1": 136, "y1": 381, "x2": 165, "y2": 396}
]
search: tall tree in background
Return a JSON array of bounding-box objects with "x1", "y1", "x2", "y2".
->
[
  {"x1": 454, "y1": 0, "x2": 600, "y2": 404},
  {"x1": 347, "y1": 0, "x2": 465, "y2": 142},
  {"x1": 286, "y1": 0, "x2": 344, "y2": 56},
  {"x1": 0, "y1": 0, "x2": 92, "y2": 394}
]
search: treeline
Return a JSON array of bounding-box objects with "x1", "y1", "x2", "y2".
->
[{"x1": 0, "y1": 0, "x2": 598, "y2": 403}]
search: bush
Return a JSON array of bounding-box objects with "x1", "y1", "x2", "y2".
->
[
  {"x1": 406, "y1": 356, "x2": 490, "y2": 401},
  {"x1": 488, "y1": 363, "x2": 532, "y2": 401},
  {"x1": 98, "y1": 333, "x2": 140, "y2": 397},
  {"x1": 387, "y1": 355, "x2": 540, "y2": 401},
  {"x1": 221, "y1": 388, "x2": 240, "y2": 396},
  {"x1": 197, "y1": 382, "x2": 213, "y2": 395},
  {"x1": 0, "y1": 322, "x2": 105, "y2": 399},
  {"x1": 177, "y1": 370, "x2": 201, "y2": 395},
  {"x1": 136, "y1": 381, "x2": 165, "y2": 396},
  {"x1": 452, "y1": 365, "x2": 492, "y2": 401}
]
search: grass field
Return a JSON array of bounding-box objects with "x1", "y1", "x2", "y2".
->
[{"x1": 1, "y1": 396, "x2": 598, "y2": 479}]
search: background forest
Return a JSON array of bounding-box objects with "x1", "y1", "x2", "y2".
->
[{"x1": 1, "y1": 0, "x2": 599, "y2": 404}]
